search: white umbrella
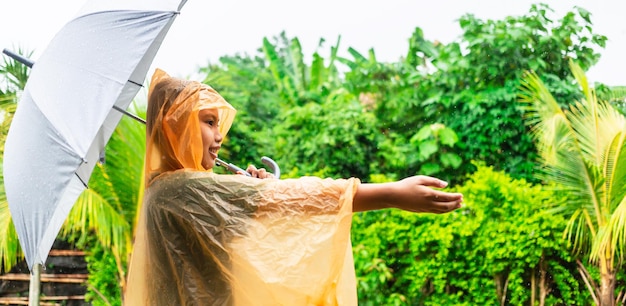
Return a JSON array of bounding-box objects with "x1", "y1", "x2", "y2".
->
[{"x1": 3, "y1": 0, "x2": 188, "y2": 278}]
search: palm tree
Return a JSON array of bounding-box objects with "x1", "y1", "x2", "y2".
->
[
  {"x1": 519, "y1": 60, "x2": 626, "y2": 306},
  {"x1": 261, "y1": 33, "x2": 344, "y2": 108}
]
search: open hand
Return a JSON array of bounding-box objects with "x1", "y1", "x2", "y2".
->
[{"x1": 390, "y1": 175, "x2": 463, "y2": 214}]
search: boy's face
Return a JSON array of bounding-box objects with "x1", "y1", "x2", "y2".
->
[{"x1": 198, "y1": 108, "x2": 223, "y2": 169}]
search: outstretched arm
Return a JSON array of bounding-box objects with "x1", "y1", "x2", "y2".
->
[{"x1": 353, "y1": 175, "x2": 463, "y2": 213}]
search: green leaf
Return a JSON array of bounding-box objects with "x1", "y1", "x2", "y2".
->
[
  {"x1": 418, "y1": 140, "x2": 438, "y2": 159},
  {"x1": 419, "y1": 162, "x2": 440, "y2": 175},
  {"x1": 439, "y1": 127, "x2": 459, "y2": 147},
  {"x1": 310, "y1": 52, "x2": 324, "y2": 90},
  {"x1": 347, "y1": 47, "x2": 367, "y2": 63},
  {"x1": 440, "y1": 152, "x2": 462, "y2": 168},
  {"x1": 413, "y1": 125, "x2": 432, "y2": 142}
]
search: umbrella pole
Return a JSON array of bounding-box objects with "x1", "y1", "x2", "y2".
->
[{"x1": 28, "y1": 263, "x2": 41, "y2": 306}]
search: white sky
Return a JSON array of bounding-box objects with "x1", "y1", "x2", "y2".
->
[{"x1": 1, "y1": 0, "x2": 625, "y2": 86}]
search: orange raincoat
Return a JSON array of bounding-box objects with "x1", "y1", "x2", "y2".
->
[{"x1": 124, "y1": 69, "x2": 360, "y2": 305}]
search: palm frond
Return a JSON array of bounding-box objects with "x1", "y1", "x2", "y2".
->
[
  {"x1": 0, "y1": 103, "x2": 17, "y2": 157},
  {"x1": 519, "y1": 71, "x2": 575, "y2": 164},
  {"x1": 594, "y1": 197, "x2": 626, "y2": 265},
  {"x1": 567, "y1": 62, "x2": 625, "y2": 168},
  {"x1": 594, "y1": 130, "x2": 626, "y2": 264},
  {"x1": 596, "y1": 103, "x2": 626, "y2": 177},
  {"x1": 0, "y1": 163, "x2": 23, "y2": 272},
  {"x1": 0, "y1": 94, "x2": 19, "y2": 111},
  {"x1": 541, "y1": 156, "x2": 602, "y2": 209},
  {"x1": 604, "y1": 130, "x2": 626, "y2": 212},
  {"x1": 519, "y1": 69, "x2": 603, "y2": 225},
  {"x1": 61, "y1": 185, "x2": 132, "y2": 261},
  {"x1": 0, "y1": 47, "x2": 31, "y2": 93},
  {"x1": 521, "y1": 61, "x2": 626, "y2": 272},
  {"x1": 564, "y1": 209, "x2": 593, "y2": 255},
  {"x1": 0, "y1": 199, "x2": 22, "y2": 272},
  {"x1": 104, "y1": 110, "x2": 146, "y2": 212},
  {"x1": 100, "y1": 103, "x2": 147, "y2": 242},
  {"x1": 569, "y1": 60, "x2": 592, "y2": 104}
]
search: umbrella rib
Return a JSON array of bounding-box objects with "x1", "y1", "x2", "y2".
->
[
  {"x1": 2, "y1": 50, "x2": 147, "y2": 125},
  {"x1": 75, "y1": 172, "x2": 88, "y2": 188},
  {"x1": 112, "y1": 105, "x2": 146, "y2": 124}
]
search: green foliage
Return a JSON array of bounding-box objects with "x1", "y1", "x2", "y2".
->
[
  {"x1": 102, "y1": 104, "x2": 146, "y2": 222},
  {"x1": 261, "y1": 33, "x2": 341, "y2": 106},
  {"x1": 0, "y1": 46, "x2": 31, "y2": 94},
  {"x1": 273, "y1": 88, "x2": 378, "y2": 178},
  {"x1": 342, "y1": 4, "x2": 606, "y2": 184},
  {"x1": 352, "y1": 164, "x2": 590, "y2": 305},
  {"x1": 597, "y1": 84, "x2": 626, "y2": 116},
  {"x1": 519, "y1": 60, "x2": 626, "y2": 303},
  {"x1": 84, "y1": 243, "x2": 121, "y2": 306},
  {"x1": 183, "y1": 6, "x2": 618, "y2": 304},
  {"x1": 433, "y1": 4, "x2": 605, "y2": 181},
  {"x1": 0, "y1": 166, "x2": 21, "y2": 272},
  {"x1": 84, "y1": 104, "x2": 147, "y2": 301},
  {"x1": 201, "y1": 4, "x2": 608, "y2": 185},
  {"x1": 201, "y1": 54, "x2": 281, "y2": 169},
  {"x1": 410, "y1": 123, "x2": 461, "y2": 175},
  {"x1": 0, "y1": 2, "x2": 622, "y2": 305}
]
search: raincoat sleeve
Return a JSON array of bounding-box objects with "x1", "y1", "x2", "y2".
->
[{"x1": 124, "y1": 170, "x2": 360, "y2": 306}]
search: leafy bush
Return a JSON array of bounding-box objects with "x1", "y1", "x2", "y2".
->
[
  {"x1": 352, "y1": 164, "x2": 590, "y2": 305},
  {"x1": 84, "y1": 243, "x2": 121, "y2": 306}
]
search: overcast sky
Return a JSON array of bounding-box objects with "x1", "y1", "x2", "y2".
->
[{"x1": 1, "y1": 0, "x2": 624, "y2": 86}]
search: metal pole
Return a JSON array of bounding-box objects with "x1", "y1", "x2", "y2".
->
[
  {"x1": 28, "y1": 263, "x2": 41, "y2": 306},
  {"x1": 2, "y1": 48, "x2": 34, "y2": 68}
]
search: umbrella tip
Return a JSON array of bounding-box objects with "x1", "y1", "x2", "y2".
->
[{"x1": 99, "y1": 151, "x2": 106, "y2": 165}]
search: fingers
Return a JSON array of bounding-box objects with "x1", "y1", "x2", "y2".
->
[
  {"x1": 411, "y1": 175, "x2": 449, "y2": 188},
  {"x1": 429, "y1": 189, "x2": 463, "y2": 202},
  {"x1": 429, "y1": 200, "x2": 462, "y2": 214},
  {"x1": 245, "y1": 165, "x2": 257, "y2": 175},
  {"x1": 427, "y1": 190, "x2": 463, "y2": 214},
  {"x1": 242, "y1": 165, "x2": 275, "y2": 179}
]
